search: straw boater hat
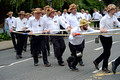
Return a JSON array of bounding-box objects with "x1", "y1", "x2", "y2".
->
[
  {"x1": 78, "y1": 19, "x2": 91, "y2": 27},
  {"x1": 57, "y1": 11, "x2": 61, "y2": 14},
  {"x1": 34, "y1": 8, "x2": 43, "y2": 14},
  {"x1": 81, "y1": 9, "x2": 84, "y2": 12},
  {"x1": 44, "y1": 5, "x2": 51, "y2": 10},
  {"x1": 7, "y1": 11, "x2": 13, "y2": 15},
  {"x1": 46, "y1": 8, "x2": 56, "y2": 16},
  {"x1": 25, "y1": 13, "x2": 30, "y2": 16},
  {"x1": 63, "y1": 9, "x2": 67, "y2": 12},
  {"x1": 68, "y1": 3, "x2": 78, "y2": 12},
  {"x1": 107, "y1": 4, "x2": 116, "y2": 12},
  {"x1": 18, "y1": 11, "x2": 25, "y2": 15}
]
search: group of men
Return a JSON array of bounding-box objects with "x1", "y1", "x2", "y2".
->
[{"x1": 6, "y1": 3, "x2": 120, "y2": 73}]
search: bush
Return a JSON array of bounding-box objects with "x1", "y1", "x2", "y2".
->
[{"x1": 0, "y1": 32, "x2": 11, "y2": 41}]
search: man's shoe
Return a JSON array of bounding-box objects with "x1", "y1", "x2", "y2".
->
[
  {"x1": 59, "y1": 62, "x2": 65, "y2": 66},
  {"x1": 93, "y1": 61, "x2": 99, "y2": 70},
  {"x1": 102, "y1": 68, "x2": 111, "y2": 73},
  {"x1": 112, "y1": 61, "x2": 117, "y2": 74},
  {"x1": 71, "y1": 67, "x2": 79, "y2": 71},
  {"x1": 79, "y1": 61, "x2": 85, "y2": 66},
  {"x1": 44, "y1": 63, "x2": 51, "y2": 67},
  {"x1": 34, "y1": 63, "x2": 38, "y2": 66},
  {"x1": 66, "y1": 59, "x2": 71, "y2": 69},
  {"x1": 19, "y1": 55, "x2": 22, "y2": 58}
]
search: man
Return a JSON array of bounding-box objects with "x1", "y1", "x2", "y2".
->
[
  {"x1": 67, "y1": 19, "x2": 95, "y2": 71},
  {"x1": 112, "y1": 56, "x2": 120, "y2": 74},
  {"x1": 29, "y1": 9, "x2": 51, "y2": 67},
  {"x1": 6, "y1": 11, "x2": 17, "y2": 51},
  {"x1": 92, "y1": 8, "x2": 100, "y2": 29},
  {"x1": 85, "y1": 10, "x2": 92, "y2": 21},
  {"x1": 44, "y1": 8, "x2": 69, "y2": 66},
  {"x1": 13, "y1": 11, "x2": 28, "y2": 59},
  {"x1": 81, "y1": 9, "x2": 87, "y2": 19},
  {"x1": 66, "y1": 3, "x2": 85, "y2": 66},
  {"x1": 93, "y1": 4, "x2": 120, "y2": 73},
  {"x1": 62, "y1": 9, "x2": 69, "y2": 19}
]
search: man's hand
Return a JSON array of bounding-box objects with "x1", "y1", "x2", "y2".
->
[
  {"x1": 9, "y1": 29, "x2": 13, "y2": 33},
  {"x1": 29, "y1": 31, "x2": 33, "y2": 34},
  {"x1": 100, "y1": 28, "x2": 107, "y2": 33},
  {"x1": 72, "y1": 32, "x2": 76, "y2": 37},
  {"x1": 22, "y1": 27, "x2": 28, "y2": 31},
  {"x1": 67, "y1": 27, "x2": 72, "y2": 31}
]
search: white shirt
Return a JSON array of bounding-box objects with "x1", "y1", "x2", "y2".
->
[
  {"x1": 82, "y1": 13, "x2": 87, "y2": 19},
  {"x1": 66, "y1": 12, "x2": 85, "y2": 28},
  {"x1": 100, "y1": 14, "x2": 120, "y2": 37},
  {"x1": 93, "y1": 12, "x2": 100, "y2": 20},
  {"x1": 6, "y1": 17, "x2": 16, "y2": 29},
  {"x1": 86, "y1": 14, "x2": 91, "y2": 21},
  {"x1": 114, "y1": 11, "x2": 120, "y2": 18},
  {"x1": 44, "y1": 16, "x2": 69, "y2": 34},
  {"x1": 62, "y1": 13, "x2": 69, "y2": 19},
  {"x1": 69, "y1": 26, "x2": 95, "y2": 45},
  {"x1": 15, "y1": 17, "x2": 27, "y2": 31},
  {"x1": 29, "y1": 17, "x2": 45, "y2": 33}
]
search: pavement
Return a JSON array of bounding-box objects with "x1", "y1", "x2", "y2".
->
[{"x1": 0, "y1": 40, "x2": 14, "y2": 51}]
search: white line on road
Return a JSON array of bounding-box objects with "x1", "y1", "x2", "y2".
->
[
  {"x1": 8, "y1": 58, "x2": 32, "y2": 67},
  {"x1": 85, "y1": 39, "x2": 95, "y2": 44},
  {"x1": 92, "y1": 58, "x2": 117, "y2": 73},
  {"x1": 0, "y1": 66, "x2": 5, "y2": 69},
  {"x1": 94, "y1": 41, "x2": 120, "y2": 51}
]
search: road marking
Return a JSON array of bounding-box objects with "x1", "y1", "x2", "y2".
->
[
  {"x1": 8, "y1": 58, "x2": 32, "y2": 67},
  {"x1": 85, "y1": 39, "x2": 94, "y2": 44},
  {"x1": 92, "y1": 58, "x2": 117, "y2": 73},
  {"x1": 94, "y1": 41, "x2": 120, "y2": 51},
  {"x1": 0, "y1": 66, "x2": 5, "y2": 69}
]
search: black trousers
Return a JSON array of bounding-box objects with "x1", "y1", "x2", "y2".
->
[
  {"x1": 23, "y1": 35, "x2": 28, "y2": 50},
  {"x1": 68, "y1": 40, "x2": 85, "y2": 68},
  {"x1": 95, "y1": 35, "x2": 112, "y2": 69},
  {"x1": 94, "y1": 19, "x2": 99, "y2": 28},
  {"x1": 16, "y1": 34, "x2": 26, "y2": 55},
  {"x1": 115, "y1": 56, "x2": 120, "y2": 67},
  {"x1": 45, "y1": 36, "x2": 50, "y2": 54},
  {"x1": 51, "y1": 36, "x2": 66, "y2": 63},
  {"x1": 10, "y1": 32, "x2": 17, "y2": 50},
  {"x1": 31, "y1": 36, "x2": 48, "y2": 64}
]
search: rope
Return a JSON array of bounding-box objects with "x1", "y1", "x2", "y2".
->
[{"x1": 12, "y1": 28, "x2": 120, "y2": 36}]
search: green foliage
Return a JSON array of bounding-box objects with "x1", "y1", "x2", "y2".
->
[{"x1": 0, "y1": 32, "x2": 11, "y2": 41}]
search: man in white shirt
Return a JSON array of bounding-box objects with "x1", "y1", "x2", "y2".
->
[
  {"x1": 66, "y1": 3, "x2": 85, "y2": 31},
  {"x1": 62, "y1": 9, "x2": 69, "y2": 19},
  {"x1": 44, "y1": 8, "x2": 69, "y2": 66},
  {"x1": 67, "y1": 3, "x2": 85, "y2": 66},
  {"x1": 93, "y1": 4, "x2": 120, "y2": 73},
  {"x1": 14, "y1": 11, "x2": 28, "y2": 59},
  {"x1": 29, "y1": 9, "x2": 51, "y2": 67},
  {"x1": 85, "y1": 10, "x2": 91, "y2": 21},
  {"x1": 93, "y1": 8, "x2": 100, "y2": 29},
  {"x1": 81, "y1": 9, "x2": 87, "y2": 19},
  {"x1": 6, "y1": 11, "x2": 17, "y2": 51},
  {"x1": 67, "y1": 19, "x2": 95, "y2": 71}
]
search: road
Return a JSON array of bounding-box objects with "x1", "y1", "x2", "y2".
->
[{"x1": 0, "y1": 35, "x2": 120, "y2": 80}]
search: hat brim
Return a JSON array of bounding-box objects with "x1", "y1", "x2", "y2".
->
[
  {"x1": 78, "y1": 22, "x2": 91, "y2": 27},
  {"x1": 47, "y1": 10, "x2": 57, "y2": 16},
  {"x1": 18, "y1": 13, "x2": 25, "y2": 15}
]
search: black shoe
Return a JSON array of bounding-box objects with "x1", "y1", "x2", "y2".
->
[
  {"x1": 79, "y1": 61, "x2": 85, "y2": 66},
  {"x1": 34, "y1": 63, "x2": 38, "y2": 66},
  {"x1": 93, "y1": 61, "x2": 99, "y2": 70},
  {"x1": 58, "y1": 61, "x2": 65, "y2": 66},
  {"x1": 44, "y1": 63, "x2": 51, "y2": 67},
  {"x1": 112, "y1": 61, "x2": 117, "y2": 74},
  {"x1": 70, "y1": 67, "x2": 79, "y2": 71},
  {"x1": 66, "y1": 59, "x2": 71, "y2": 69},
  {"x1": 16, "y1": 55, "x2": 22, "y2": 59},
  {"x1": 102, "y1": 68, "x2": 111, "y2": 73}
]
